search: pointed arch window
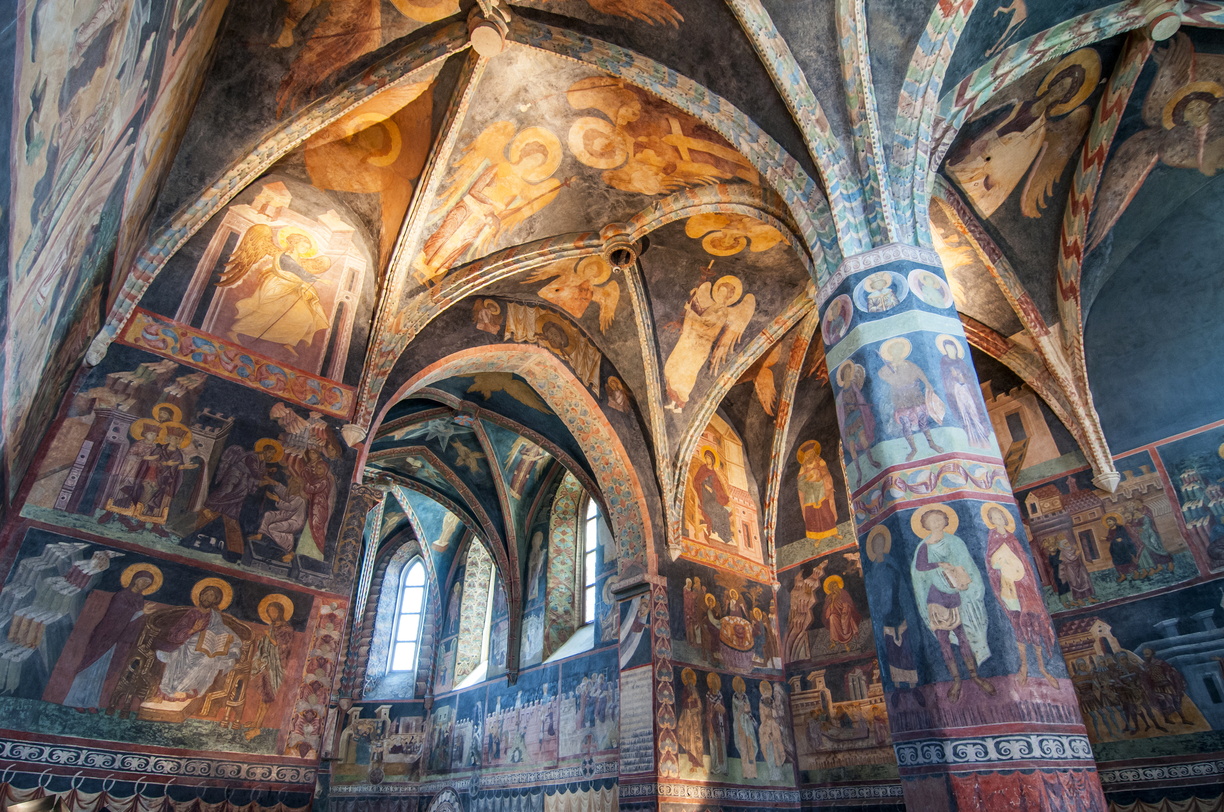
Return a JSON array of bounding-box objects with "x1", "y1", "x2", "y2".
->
[
  {"x1": 390, "y1": 559, "x2": 427, "y2": 672},
  {"x1": 583, "y1": 497, "x2": 599, "y2": 625}
]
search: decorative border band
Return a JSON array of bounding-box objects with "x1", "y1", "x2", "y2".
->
[
  {"x1": 119, "y1": 308, "x2": 356, "y2": 419},
  {"x1": 0, "y1": 739, "x2": 315, "y2": 785},
  {"x1": 331, "y1": 760, "x2": 618, "y2": 794},
  {"x1": 800, "y1": 784, "x2": 905, "y2": 802},
  {"x1": 895, "y1": 733, "x2": 1093, "y2": 768},
  {"x1": 624, "y1": 782, "x2": 802, "y2": 803},
  {"x1": 1098, "y1": 758, "x2": 1224, "y2": 788},
  {"x1": 817, "y1": 242, "x2": 941, "y2": 306}
]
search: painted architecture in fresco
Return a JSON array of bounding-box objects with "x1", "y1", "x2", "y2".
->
[{"x1": 9, "y1": 2, "x2": 1224, "y2": 812}]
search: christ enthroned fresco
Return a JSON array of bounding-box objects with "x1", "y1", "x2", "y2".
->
[{"x1": 682, "y1": 414, "x2": 764, "y2": 567}]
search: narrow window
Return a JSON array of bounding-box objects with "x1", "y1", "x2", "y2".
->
[
  {"x1": 583, "y1": 498, "x2": 599, "y2": 625},
  {"x1": 390, "y1": 559, "x2": 426, "y2": 672}
]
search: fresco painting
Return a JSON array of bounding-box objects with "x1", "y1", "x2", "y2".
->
[
  {"x1": 780, "y1": 548, "x2": 872, "y2": 667},
  {"x1": 666, "y1": 558, "x2": 781, "y2": 674},
  {"x1": 1014, "y1": 452, "x2": 1199, "y2": 614},
  {"x1": 1157, "y1": 423, "x2": 1224, "y2": 572},
  {"x1": 0, "y1": 526, "x2": 316, "y2": 755},
  {"x1": 21, "y1": 347, "x2": 354, "y2": 588},
  {"x1": 680, "y1": 414, "x2": 766, "y2": 572}
]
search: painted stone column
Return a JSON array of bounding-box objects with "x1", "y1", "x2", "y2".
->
[{"x1": 818, "y1": 244, "x2": 1106, "y2": 810}]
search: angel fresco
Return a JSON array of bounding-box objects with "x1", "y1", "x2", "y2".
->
[
  {"x1": 684, "y1": 213, "x2": 786, "y2": 257},
  {"x1": 566, "y1": 77, "x2": 758, "y2": 196},
  {"x1": 413, "y1": 122, "x2": 564, "y2": 287},
  {"x1": 217, "y1": 224, "x2": 333, "y2": 357},
  {"x1": 1088, "y1": 33, "x2": 1224, "y2": 250},
  {"x1": 525, "y1": 255, "x2": 620, "y2": 331},
  {"x1": 664, "y1": 275, "x2": 756, "y2": 412},
  {"x1": 947, "y1": 48, "x2": 1100, "y2": 219}
]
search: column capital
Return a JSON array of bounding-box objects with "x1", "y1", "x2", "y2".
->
[{"x1": 818, "y1": 242, "x2": 942, "y2": 306}]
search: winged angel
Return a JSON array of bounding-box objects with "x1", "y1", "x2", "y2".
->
[
  {"x1": 218, "y1": 224, "x2": 333, "y2": 355},
  {"x1": 663, "y1": 275, "x2": 756, "y2": 412},
  {"x1": 526, "y1": 255, "x2": 620, "y2": 331},
  {"x1": 413, "y1": 122, "x2": 564, "y2": 287},
  {"x1": 947, "y1": 48, "x2": 1101, "y2": 219},
  {"x1": 1088, "y1": 33, "x2": 1224, "y2": 251}
]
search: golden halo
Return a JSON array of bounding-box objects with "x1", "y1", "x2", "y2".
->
[
  {"x1": 935, "y1": 334, "x2": 963, "y2": 359},
  {"x1": 1039, "y1": 48, "x2": 1101, "y2": 117},
  {"x1": 681, "y1": 667, "x2": 696, "y2": 686},
  {"x1": 1162, "y1": 81, "x2": 1224, "y2": 129},
  {"x1": 191, "y1": 577, "x2": 234, "y2": 610},
  {"x1": 980, "y1": 502, "x2": 1016, "y2": 532},
  {"x1": 344, "y1": 114, "x2": 402, "y2": 167},
  {"x1": 879, "y1": 337, "x2": 912, "y2": 362},
  {"x1": 509, "y1": 126, "x2": 563, "y2": 182},
  {"x1": 732, "y1": 675, "x2": 746, "y2": 693},
  {"x1": 121, "y1": 563, "x2": 163, "y2": 595},
  {"x1": 151, "y1": 402, "x2": 183, "y2": 424},
  {"x1": 479, "y1": 298, "x2": 502, "y2": 314},
  {"x1": 1217, "y1": 441, "x2": 1224, "y2": 460},
  {"x1": 836, "y1": 360, "x2": 857, "y2": 387},
  {"x1": 276, "y1": 226, "x2": 320, "y2": 258},
  {"x1": 797, "y1": 439, "x2": 822, "y2": 463},
  {"x1": 703, "y1": 231, "x2": 749, "y2": 257},
  {"x1": 254, "y1": 438, "x2": 285, "y2": 463},
  {"x1": 866, "y1": 525, "x2": 892, "y2": 563},
  {"x1": 130, "y1": 417, "x2": 162, "y2": 441},
  {"x1": 157, "y1": 421, "x2": 194, "y2": 448},
  {"x1": 1104, "y1": 512, "x2": 1125, "y2": 526},
  {"x1": 568, "y1": 117, "x2": 627, "y2": 170},
  {"x1": 728, "y1": 588, "x2": 740, "y2": 600},
  {"x1": 706, "y1": 672, "x2": 721, "y2": 691},
  {"x1": 576, "y1": 255, "x2": 613, "y2": 286},
  {"x1": 752, "y1": 607, "x2": 763, "y2": 620},
  {"x1": 910, "y1": 503, "x2": 960, "y2": 537},
  {"x1": 759, "y1": 680, "x2": 773, "y2": 697},
  {"x1": 712, "y1": 275, "x2": 743, "y2": 303},
  {"x1": 258, "y1": 593, "x2": 295, "y2": 624},
  {"x1": 697, "y1": 445, "x2": 722, "y2": 468},
  {"x1": 704, "y1": 593, "x2": 717, "y2": 608},
  {"x1": 822, "y1": 574, "x2": 844, "y2": 594}
]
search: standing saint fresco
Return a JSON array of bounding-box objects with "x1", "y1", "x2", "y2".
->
[
  {"x1": 1106, "y1": 514, "x2": 1143, "y2": 582},
  {"x1": 909, "y1": 504, "x2": 995, "y2": 701},
  {"x1": 757, "y1": 680, "x2": 787, "y2": 780},
  {"x1": 937, "y1": 335, "x2": 993, "y2": 449},
  {"x1": 878, "y1": 338, "x2": 946, "y2": 461},
  {"x1": 704, "y1": 672, "x2": 728, "y2": 776},
  {"x1": 834, "y1": 361, "x2": 880, "y2": 479},
  {"x1": 1056, "y1": 534, "x2": 1098, "y2": 606},
  {"x1": 678, "y1": 668, "x2": 704, "y2": 770},
  {"x1": 983, "y1": 504, "x2": 1057, "y2": 686},
  {"x1": 63, "y1": 565, "x2": 162, "y2": 711},
  {"x1": 691, "y1": 449, "x2": 734, "y2": 545},
  {"x1": 244, "y1": 594, "x2": 295, "y2": 740},
  {"x1": 796, "y1": 440, "x2": 838, "y2": 540},
  {"x1": 731, "y1": 676, "x2": 759, "y2": 779},
  {"x1": 664, "y1": 275, "x2": 755, "y2": 412},
  {"x1": 1127, "y1": 504, "x2": 1175, "y2": 576}
]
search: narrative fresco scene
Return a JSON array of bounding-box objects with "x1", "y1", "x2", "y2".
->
[{"x1": 5, "y1": 1, "x2": 1224, "y2": 811}]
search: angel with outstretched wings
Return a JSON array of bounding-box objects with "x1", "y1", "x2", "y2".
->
[
  {"x1": 947, "y1": 48, "x2": 1100, "y2": 219},
  {"x1": 526, "y1": 255, "x2": 621, "y2": 331},
  {"x1": 218, "y1": 224, "x2": 332, "y2": 355},
  {"x1": 1089, "y1": 33, "x2": 1224, "y2": 250},
  {"x1": 413, "y1": 121, "x2": 565, "y2": 286},
  {"x1": 663, "y1": 274, "x2": 756, "y2": 412}
]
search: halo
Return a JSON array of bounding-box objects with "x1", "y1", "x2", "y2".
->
[
  {"x1": 980, "y1": 502, "x2": 1016, "y2": 532},
  {"x1": 706, "y1": 672, "x2": 722, "y2": 691},
  {"x1": 822, "y1": 574, "x2": 844, "y2": 594},
  {"x1": 728, "y1": 588, "x2": 740, "y2": 600},
  {"x1": 151, "y1": 402, "x2": 183, "y2": 424},
  {"x1": 121, "y1": 563, "x2": 163, "y2": 595},
  {"x1": 712, "y1": 275, "x2": 743, "y2": 303},
  {"x1": 568, "y1": 117, "x2": 626, "y2": 170},
  {"x1": 1218, "y1": 441, "x2": 1224, "y2": 461},
  {"x1": 254, "y1": 438, "x2": 285, "y2": 463},
  {"x1": 697, "y1": 445, "x2": 722, "y2": 469},
  {"x1": 191, "y1": 577, "x2": 234, "y2": 610},
  {"x1": 935, "y1": 334, "x2": 963, "y2": 359},
  {"x1": 703, "y1": 231, "x2": 749, "y2": 257},
  {"x1": 479, "y1": 298, "x2": 501, "y2": 313},
  {"x1": 508, "y1": 126, "x2": 563, "y2": 182},
  {"x1": 732, "y1": 675, "x2": 746, "y2": 693},
  {"x1": 258, "y1": 593, "x2": 295, "y2": 624},
  {"x1": 704, "y1": 593, "x2": 717, "y2": 608},
  {"x1": 864, "y1": 270, "x2": 893, "y2": 290},
  {"x1": 797, "y1": 439, "x2": 822, "y2": 463},
  {"x1": 681, "y1": 667, "x2": 696, "y2": 686},
  {"x1": 130, "y1": 417, "x2": 162, "y2": 441},
  {"x1": 576, "y1": 255, "x2": 613, "y2": 286},
  {"x1": 157, "y1": 421, "x2": 194, "y2": 448},
  {"x1": 866, "y1": 525, "x2": 892, "y2": 563},
  {"x1": 1162, "y1": 81, "x2": 1224, "y2": 129},
  {"x1": 759, "y1": 680, "x2": 773, "y2": 697},
  {"x1": 879, "y1": 337, "x2": 912, "y2": 362},
  {"x1": 1104, "y1": 512, "x2": 1125, "y2": 526},
  {"x1": 910, "y1": 503, "x2": 960, "y2": 537},
  {"x1": 752, "y1": 607, "x2": 763, "y2": 620},
  {"x1": 344, "y1": 113, "x2": 402, "y2": 167},
  {"x1": 1039, "y1": 48, "x2": 1101, "y2": 117},
  {"x1": 836, "y1": 360, "x2": 857, "y2": 387},
  {"x1": 275, "y1": 226, "x2": 320, "y2": 258}
]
